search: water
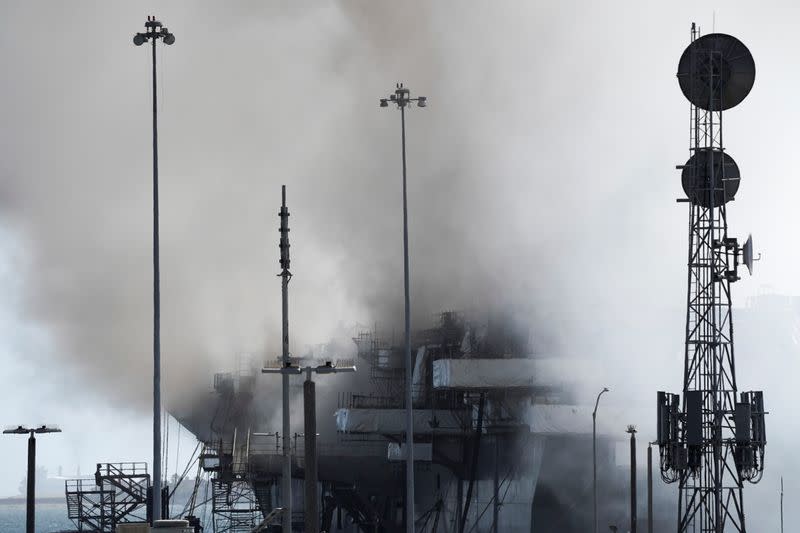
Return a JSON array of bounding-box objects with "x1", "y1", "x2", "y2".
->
[
  {"x1": 0, "y1": 503, "x2": 73, "y2": 533},
  {"x1": 0, "y1": 502, "x2": 214, "y2": 532}
]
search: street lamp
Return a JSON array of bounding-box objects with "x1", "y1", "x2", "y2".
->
[
  {"x1": 379, "y1": 82, "x2": 426, "y2": 533},
  {"x1": 4, "y1": 425, "x2": 62, "y2": 533},
  {"x1": 593, "y1": 387, "x2": 610, "y2": 533},
  {"x1": 132, "y1": 15, "x2": 175, "y2": 524}
]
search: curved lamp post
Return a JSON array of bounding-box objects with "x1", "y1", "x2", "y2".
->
[{"x1": 593, "y1": 387, "x2": 610, "y2": 533}]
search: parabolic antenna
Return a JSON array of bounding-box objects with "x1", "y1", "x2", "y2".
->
[
  {"x1": 677, "y1": 33, "x2": 755, "y2": 111},
  {"x1": 743, "y1": 234, "x2": 754, "y2": 275},
  {"x1": 681, "y1": 148, "x2": 740, "y2": 207}
]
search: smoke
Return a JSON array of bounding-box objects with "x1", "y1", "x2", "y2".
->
[
  {"x1": 1, "y1": 2, "x2": 648, "y2": 409},
  {"x1": 0, "y1": 2, "x2": 796, "y2": 528}
]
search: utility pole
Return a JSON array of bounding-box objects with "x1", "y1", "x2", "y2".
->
[
  {"x1": 379, "y1": 82, "x2": 427, "y2": 533},
  {"x1": 592, "y1": 387, "x2": 610, "y2": 533},
  {"x1": 132, "y1": 16, "x2": 175, "y2": 523},
  {"x1": 3, "y1": 425, "x2": 61, "y2": 533},
  {"x1": 647, "y1": 443, "x2": 653, "y2": 533},
  {"x1": 627, "y1": 425, "x2": 637, "y2": 533},
  {"x1": 300, "y1": 362, "x2": 355, "y2": 533}
]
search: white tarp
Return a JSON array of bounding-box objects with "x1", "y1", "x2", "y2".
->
[
  {"x1": 335, "y1": 408, "x2": 465, "y2": 435},
  {"x1": 525, "y1": 404, "x2": 648, "y2": 437},
  {"x1": 387, "y1": 442, "x2": 433, "y2": 461},
  {"x1": 432, "y1": 358, "x2": 567, "y2": 389}
]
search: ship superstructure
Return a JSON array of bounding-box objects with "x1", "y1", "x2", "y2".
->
[{"x1": 168, "y1": 310, "x2": 661, "y2": 532}]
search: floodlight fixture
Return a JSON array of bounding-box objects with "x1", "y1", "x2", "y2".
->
[
  {"x1": 132, "y1": 16, "x2": 176, "y2": 47},
  {"x1": 34, "y1": 425, "x2": 61, "y2": 434},
  {"x1": 3, "y1": 425, "x2": 61, "y2": 435},
  {"x1": 314, "y1": 361, "x2": 357, "y2": 375},
  {"x1": 261, "y1": 363, "x2": 303, "y2": 376},
  {"x1": 379, "y1": 82, "x2": 426, "y2": 110}
]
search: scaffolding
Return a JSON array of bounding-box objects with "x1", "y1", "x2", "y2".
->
[
  {"x1": 211, "y1": 479, "x2": 262, "y2": 533},
  {"x1": 65, "y1": 463, "x2": 150, "y2": 532}
]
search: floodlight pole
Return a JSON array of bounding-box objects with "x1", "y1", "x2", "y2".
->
[
  {"x1": 3, "y1": 425, "x2": 61, "y2": 533},
  {"x1": 380, "y1": 83, "x2": 426, "y2": 533},
  {"x1": 592, "y1": 387, "x2": 609, "y2": 533},
  {"x1": 132, "y1": 16, "x2": 175, "y2": 524},
  {"x1": 27, "y1": 432, "x2": 35, "y2": 532}
]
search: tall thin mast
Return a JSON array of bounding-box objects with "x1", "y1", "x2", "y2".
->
[
  {"x1": 279, "y1": 185, "x2": 292, "y2": 533},
  {"x1": 132, "y1": 17, "x2": 175, "y2": 523}
]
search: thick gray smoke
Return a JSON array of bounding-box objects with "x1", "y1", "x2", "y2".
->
[
  {"x1": 3, "y1": 2, "x2": 667, "y2": 409},
  {"x1": 0, "y1": 2, "x2": 795, "y2": 528}
]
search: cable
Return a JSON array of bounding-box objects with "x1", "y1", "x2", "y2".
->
[
  {"x1": 188, "y1": 444, "x2": 206, "y2": 516},
  {"x1": 465, "y1": 466, "x2": 514, "y2": 533},
  {"x1": 459, "y1": 393, "x2": 485, "y2": 533},
  {"x1": 164, "y1": 412, "x2": 170, "y2": 484},
  {"x1": 175, "y1": 421, "x2": 182, "y2": 482},
  {"x1": 170, "y1": 441, "x2": 202, "y2": 500}
]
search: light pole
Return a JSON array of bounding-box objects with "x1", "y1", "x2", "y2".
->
[
  {"x1": 3, "y1": 425, "x2": 61, "y2": 533},
  {"x1": 380, "y1": 82, "x2": 427, "y2": 533},
  {"x1": 592, "y1": 387, "x2": 610, "y2": 533},
  {"x1": 133, "y1": 15, "x2": 175, "y2": 524},
  {"x1": 626, "y1": 425, "x2": 638, "y2": 533}
]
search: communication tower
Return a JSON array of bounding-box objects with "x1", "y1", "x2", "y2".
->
[{"x1": 656, "y1": 24, "x2": 766, "y2": 533}]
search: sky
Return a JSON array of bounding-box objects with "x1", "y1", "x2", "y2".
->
[{"x1": 0, "y1": 1, "x2": 798, "y2": 529}]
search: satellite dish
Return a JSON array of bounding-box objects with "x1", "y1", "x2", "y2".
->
[
  {"x1": 681, "y1": 148, "x2": 740, "y2": 207},
  {"x1": 677, "y1": 33, "x2": 755, "y2": 111},
  {"x1": 743, "y1": 234, "x2": 754, "y2": 275}
]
